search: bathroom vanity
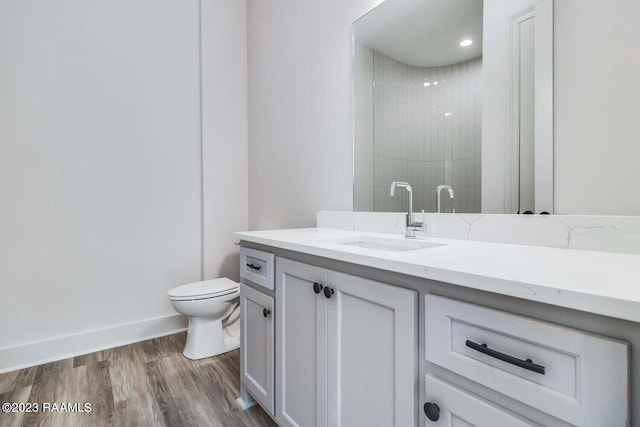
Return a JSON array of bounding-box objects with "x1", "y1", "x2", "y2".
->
[{"x1": 235, "y1": 228, "x2": 640, "y2": 427}]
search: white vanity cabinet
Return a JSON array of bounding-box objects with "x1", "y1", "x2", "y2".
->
[
  {"x1": 239, "y1": 247, "x2": 276, "y2": 417},
  {"x1": 239, "y1": 284, "x2": 275, "y2": 415},
  {"x1": 236, "y1": 229, "x2": 638, "y2": 425},
  {"x1": 276, "y1": 258, "x2": 417, "y2": 427}
]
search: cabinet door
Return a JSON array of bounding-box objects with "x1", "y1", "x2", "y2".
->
[
  {"x1": 327, "y1": 271, "x2": 417, "y2": 427},
  {"x1": 276, "y1": 258, "x2": 328, "y2": 427},
  {"x1": 240, "y1": 284, "x2": 274, "y2": 415},
  {"x1": 424, "y1": 375, "x2": 540, "y2": 427}
]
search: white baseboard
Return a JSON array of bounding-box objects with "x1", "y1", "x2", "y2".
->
[{"x1": 0, "y1": 314, "x2": 188, "y2": 374}]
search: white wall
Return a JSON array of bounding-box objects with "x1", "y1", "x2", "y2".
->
[
  {"x1": 247, "y1": 0, "x2": 383, "y2": 230},
  {"x1": 554, "y1": 0, "x2": 640, "y2": 215},
  {"x1": 201, "y1": 0, "x2": 249, "y2": 280},
  {"x1": 0, "y1": 0, "x2": 247, "y2": 371}
]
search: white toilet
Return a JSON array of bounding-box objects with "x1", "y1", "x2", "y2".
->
[{"x1": 168, "y1": 278, "x2": 240, "y2": 360}]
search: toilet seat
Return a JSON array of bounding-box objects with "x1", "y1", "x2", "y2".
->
[{"x1": 168, "y1": 278, "x2": 239, "y2": 301}]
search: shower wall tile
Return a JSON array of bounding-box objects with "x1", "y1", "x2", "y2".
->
[{"x1": 372, "y1": 51, "x2": 482, "y2": 213}]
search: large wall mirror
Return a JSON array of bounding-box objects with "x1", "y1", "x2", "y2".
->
[{"x1": 353, "y1": 0, "x2": 553, "y2": 214}]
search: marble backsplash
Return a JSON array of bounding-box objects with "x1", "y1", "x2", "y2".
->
[{"x1": 316, "y1": 211, "x2": 640, "y2": 255}]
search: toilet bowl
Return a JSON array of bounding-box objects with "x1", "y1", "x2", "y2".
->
[{"x1": 168, "y1": 278, "x2": 240, "y2": 360}]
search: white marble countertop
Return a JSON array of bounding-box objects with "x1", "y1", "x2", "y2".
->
[{"x1": 234, "y1": 228, "x2": 640, "y2": 323}]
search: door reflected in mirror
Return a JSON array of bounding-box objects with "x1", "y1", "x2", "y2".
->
[{"x1": 353, "y1": 0, "x2": 553, "y2": 214}]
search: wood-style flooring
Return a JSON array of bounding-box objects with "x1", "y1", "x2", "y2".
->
[{"x1": 0, "y1": 332, "x2": 276, "y2": 427}]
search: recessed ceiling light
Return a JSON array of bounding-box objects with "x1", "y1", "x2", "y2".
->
[
  {"x1": 433, "y1": 81, "x2": 438, "y2": 86},
  {"x1": 460, "y1": 39, "x2": 473, "y2": 47},
  {"x1": 445, "y1": 112, "x2": 453, "y2": 117},
  {"x1": 423, "y1": 82, "x2": 431, "y2": 87}
]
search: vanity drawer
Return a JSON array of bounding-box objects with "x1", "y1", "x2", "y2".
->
[
  {"x1": 425, "y1": 295, "x2": 628, "y2": 426},
  {"x1": 424, "y1": 375, "x2": 540, "y2": 427},
  {"x1": 240, "y1": 248, "x2": 275, "y2": 290}
]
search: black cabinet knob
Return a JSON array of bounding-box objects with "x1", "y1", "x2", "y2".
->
[
  {"x1": 262, "y1": 308, "x2": 271, "y2": 318},
  {"x1": 423, "y1": 402, "x2": 440, "y2": 422},
  {"x1": 323, "y1": 287, "x2": 335, "y2": 299},
  {"x1": 313, "y1": 282, "x2": 324, "y2": 294}
]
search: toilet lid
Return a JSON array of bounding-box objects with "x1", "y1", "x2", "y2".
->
[{"x1": 168, "y1": 278, "x2": 239, "y2": 299}]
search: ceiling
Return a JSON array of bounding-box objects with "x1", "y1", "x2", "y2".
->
[{"x1": 354, "y1": 0, "x2": 483, "y2": 68}]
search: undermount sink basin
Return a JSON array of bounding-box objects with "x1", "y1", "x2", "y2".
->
[{"x1": 325, "y1": 236, "x2": 444, "y2": 252}]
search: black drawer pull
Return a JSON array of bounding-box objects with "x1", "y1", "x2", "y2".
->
[
  {"x1": 246, "y1": 263, "x2": 262, "y2": 271},
  {"x1": 263, "y1": 308, "x2": 271, "y2": 318},
  {"x1": 465, "y1": 340, "x2": 545, "y2": 375}
]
